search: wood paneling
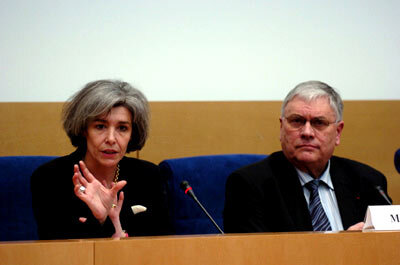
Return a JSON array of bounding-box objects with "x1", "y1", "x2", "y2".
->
[
  {"x1": 1, "y1": 101, "x2": 399, "y2": 202},
  {"x1": 0, "y1": 102, "x2": 72, "y2": 156},
  {"x1": 95, "y1": 232, "x2": 400, "y2": 265},
  {"x1": 0, "y1": 240, "x2": 93, "y2": 265},
  {"x1": 3, "y1": 232, "x2": 400, "y2": 265}
]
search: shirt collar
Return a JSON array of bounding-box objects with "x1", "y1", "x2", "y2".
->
[{"x1": 296, "y1": 160, "x2": 334, "y2": 190}]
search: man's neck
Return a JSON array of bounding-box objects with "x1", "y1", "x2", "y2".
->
[{"x1": 292, "y1": 160, "x2": 329, "y2": 179}]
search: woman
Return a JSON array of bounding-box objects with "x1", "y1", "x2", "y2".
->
[{"x1": 31, "y1": 80, "x2": 171, "y2": 239}]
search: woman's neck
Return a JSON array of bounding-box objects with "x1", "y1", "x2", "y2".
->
[{"x1": 83, "y1": 158, "x2": 117, "y2": 187}]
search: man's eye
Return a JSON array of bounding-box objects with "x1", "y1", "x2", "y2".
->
[
  {"x1": 312, "y1": 119, "x2": 329, "y2": 127},
  {"x1": 289, "y1": 117, "x2": 305, "y2": 125}
]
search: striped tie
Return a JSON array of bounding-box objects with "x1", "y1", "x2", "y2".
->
[{"x1": 305, "y1": 179, "x2": 331, "y2": 231}]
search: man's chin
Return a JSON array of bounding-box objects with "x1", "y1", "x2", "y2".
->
[{"x1": 295, "y1": 152, "x2": 319, "y2": 163}]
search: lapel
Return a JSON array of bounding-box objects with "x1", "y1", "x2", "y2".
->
[
  {"x1": 273, "y1": 152, "x2": 313, "y2": 231},
  {"x1": 330, "y1": 157, "x2": 359, "y2": 229}
]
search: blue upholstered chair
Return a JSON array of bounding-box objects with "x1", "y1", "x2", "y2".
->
[
  {"x1": 0, "y1": 154, "x2": 268, "y2": 240},
  {"x1": 0, "y1": 156, "x2": 56, "y2": 241},
  {"x1": 159, "y1": 154, "x2": 268, "y2": 235}
]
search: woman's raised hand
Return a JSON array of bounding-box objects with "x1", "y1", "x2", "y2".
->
[{"x1": 72, "y1": 161, "x2": 127, "y2": 224}]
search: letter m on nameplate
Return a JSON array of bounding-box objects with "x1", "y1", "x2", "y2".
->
[
  {"x1": 391, "y1": 214, "x2": 400, "y2": 223},
  {"x1": 363, "y1": 205, "x2": 400, "y2": 231}
]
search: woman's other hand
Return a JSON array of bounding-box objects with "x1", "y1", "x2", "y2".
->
[{"x1": 109, "y1": 190, "x2": 128, "y2": 238}]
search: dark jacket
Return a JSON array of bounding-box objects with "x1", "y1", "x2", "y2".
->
[
  {"x1": 224, "y1": 151, "x2": 390, "y2": 233},
  {"x1": 31, "y1": 148, "x2": 172, "y2": 240}
]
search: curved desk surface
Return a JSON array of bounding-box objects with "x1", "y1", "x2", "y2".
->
[{"x1": 1, "y1": 231, "x2": 400, "y2": 265}]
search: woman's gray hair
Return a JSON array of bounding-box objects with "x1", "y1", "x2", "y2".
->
[
  {"x1": 281, "y1": 80, "x2": 344, "y2": 122},
  {"x1": 62, "y1": 79, "x2": 149, "y2": 152}
]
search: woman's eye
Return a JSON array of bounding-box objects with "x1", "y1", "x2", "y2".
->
[
  {"x1": 95, "y1": 124, "x2": 105, "y2": 129},
  {"x1": 119, "y1": 126, "x2": 128, "y2": 132}
]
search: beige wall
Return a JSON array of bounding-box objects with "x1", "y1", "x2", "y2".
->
[{"x1": 1, "y1": 101, "x2": 399, "y2": 203}]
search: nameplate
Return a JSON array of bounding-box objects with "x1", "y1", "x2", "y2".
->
[{"x1": 363, "y1": 205, "x2": 400, "y2": 231}]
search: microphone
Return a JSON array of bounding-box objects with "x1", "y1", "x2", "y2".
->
[
  {"x1": 180, "y1": 180, "x2": 224, "y2": 234},
  {"x1": 374, "y1": 185, "x2": 392, "y2": 205},
  {"x1": 395, "y1": 148, "x2": 400, "y2": 174}
]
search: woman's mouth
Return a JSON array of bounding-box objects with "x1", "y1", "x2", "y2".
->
[{"x1": 102, "y1": 149, "x2": 118, "y2": 155}]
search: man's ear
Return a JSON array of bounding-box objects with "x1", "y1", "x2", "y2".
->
[
  {"x1": 335, "y1": 121, "x2": 344, "y2": 146},
  {"x1": 279, "y1": 117, "x2": 284, "y2": 142}
]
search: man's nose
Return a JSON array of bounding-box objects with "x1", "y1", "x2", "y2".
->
[{"x1": 300, "y1": 121, "x2": 315, "y2": 138}]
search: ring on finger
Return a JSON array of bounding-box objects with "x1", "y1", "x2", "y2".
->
[
  {"x1": 111, "y1": 203, "x2": 117, "y2": 208},
  {"x1": 79, "y1": 185, "x2": 86, "y2": 193}
]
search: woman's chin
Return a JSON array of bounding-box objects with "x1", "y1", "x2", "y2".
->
[{"x1": 97, "y1": 156, "x2": 121, "y2": 168}]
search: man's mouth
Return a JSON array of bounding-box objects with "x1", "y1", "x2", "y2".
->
[{"x1": 297, "y1": 144, "x2": 318, "y2": 149}]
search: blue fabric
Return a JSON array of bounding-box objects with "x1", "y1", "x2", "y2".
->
[
  {"x1": 159, "y1": 154, "x2": 267, "y2": 235},
  {"x1": 0, "y1": 156, "x2": 56, "y2": 241},
  {"x1": 0, "y1": 154, "x2": 268, "y2": 240}
]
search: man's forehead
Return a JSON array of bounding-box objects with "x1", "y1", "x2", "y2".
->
[{"x1": 284, "y1": 97, "x2": 335, "y2": 116}]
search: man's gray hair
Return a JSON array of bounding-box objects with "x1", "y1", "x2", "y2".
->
[
  {"x1": 281, "y1": 80, "x2": 343, "y2": 122},
  {"x1": 62, "y1": 79, "x2": 149, "y2": 152}
]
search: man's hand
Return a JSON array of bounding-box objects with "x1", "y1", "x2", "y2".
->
[{"x1": 347, "y1": 222, "x2": 364, "y2": 231}]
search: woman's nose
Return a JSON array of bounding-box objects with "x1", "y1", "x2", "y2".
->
[{"x1": 106, "y1": 128, "x2": 116, "y2": 143}]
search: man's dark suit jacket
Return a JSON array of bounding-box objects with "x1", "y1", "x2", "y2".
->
[{"x1": 224, "y1": 151, "x2": 391, "y2": 233}]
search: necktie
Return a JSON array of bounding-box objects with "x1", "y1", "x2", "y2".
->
[{"x1": 305, "y1": 179, "x2": 331, "y2": 231}]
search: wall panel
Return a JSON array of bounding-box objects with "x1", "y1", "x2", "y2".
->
[{"x1": 1, "y1": 101, "x2": 399, "y2": 202}]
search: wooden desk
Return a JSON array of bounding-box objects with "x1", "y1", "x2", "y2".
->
[
  {"x1": 1, "y1": 232, "x2": 400, "y2": 265},
  {"x1": 0, "y1": 239, "x2": 93, "y2": 265}
]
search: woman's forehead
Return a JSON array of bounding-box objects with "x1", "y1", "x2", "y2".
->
[{"x1": 94, "y1": 106, "x2": 132, "y2": 122}]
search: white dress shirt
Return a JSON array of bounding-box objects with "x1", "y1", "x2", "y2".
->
[{"x1": 296, "y1": 161, "x2": 344, "y2": 231}]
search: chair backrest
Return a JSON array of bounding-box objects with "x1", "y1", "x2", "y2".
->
[
  {"x1": 0, "y1": 156, "x2": 56, "y2": 241},
  {"x1": 395, "y1": 148, "x2": 400, "y2": 174},
  {"x1": 159, "y1": 154, "x2": 267, "y2": 235}
]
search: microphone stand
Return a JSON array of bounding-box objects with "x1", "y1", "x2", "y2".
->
[{"x1": 181, "y1": 181, "x2": 224, "y2": 234}]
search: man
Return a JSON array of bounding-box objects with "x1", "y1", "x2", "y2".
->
[{"x1": 224, "y1": 81, "x2": 391, "y2": 232}]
